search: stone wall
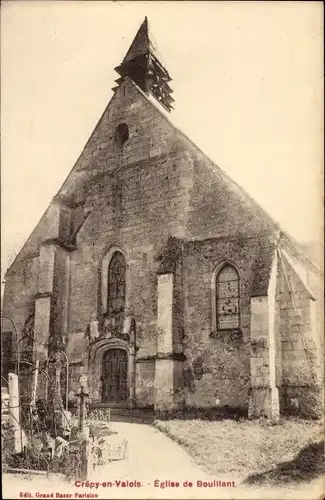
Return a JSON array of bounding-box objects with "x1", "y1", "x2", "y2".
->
[
  {"x1": 184, "y1": 152, "x2": 275, "y2": 241},
  {"x1": 276, "y1": 255, "x2": 323, "y2": 417},
  {"x1": 61, "y1": 80, "x2": 197, "y2": 370},
  {"x1": 51, "y1": 246, "x2": 70, "y2": 339},
  {"x1": 135, "y1": 360, "x2": 155, "y2": 407},
  {"x1": 173, "y1": 257, "x2": 184, "y2": 354},
  {"x1": 5, "y1": 75, "x2": 320, "y2": 414},
  {"x1": 2, "y1": 254, "x2": 39, "y2": 350},
  {"x1": 181, "y1": 237, "x2": 263, "y2": 411}
]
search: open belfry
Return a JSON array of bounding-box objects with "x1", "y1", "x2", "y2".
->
[{"x1": 2, "y1": 17, "x2": 323, "y2": 418}]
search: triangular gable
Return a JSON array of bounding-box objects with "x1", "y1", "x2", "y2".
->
[{"x1": 6, "y1": 76, "x2": 318, "y2": 280}]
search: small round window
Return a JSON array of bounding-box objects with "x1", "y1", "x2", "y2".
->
[{"x1": 115, "y1": 123, "x2": 129, "y2": 147}]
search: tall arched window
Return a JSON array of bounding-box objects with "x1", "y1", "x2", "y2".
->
[
  {"x1": 216, "y1": 264, "x2": 240, "y2": 330},
  {"x1": 107, "y1": 251, "x2": 126, "y2": 314}
]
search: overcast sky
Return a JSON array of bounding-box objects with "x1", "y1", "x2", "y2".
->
[{"x1": 1, "y1": 1, "x2": 323, "y2": 276}]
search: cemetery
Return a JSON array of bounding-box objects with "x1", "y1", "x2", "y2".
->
[{"x1": 1, "y1": 323, "x2": 128, "y2": 481}]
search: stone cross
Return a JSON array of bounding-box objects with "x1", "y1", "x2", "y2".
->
[
  {"x1": 52, "y1": 352, "x2": 62, "y2": 411},
  {"x1": 75, "y1": 374, "x2": 91, "y2": 481},
  {"x1": 77, "y1": 375, "x2": 89, "y2": 434}
]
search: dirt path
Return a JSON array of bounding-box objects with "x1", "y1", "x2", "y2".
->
[
  {"x1": 90, "y1": 421, "x2": 216, "y2": 498},
  {"x1": 2, "y1": 421, "x2": 323, "y2": 499}
]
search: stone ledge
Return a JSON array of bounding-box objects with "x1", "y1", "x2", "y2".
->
[
  {"x1": 35, "y1": 292, "x2": 52, "y2": 299},
  {"x1": 52, "y1": 194, "x2": 85, "y2": 209},
  {"x1": 136, "y1": 352, "x2": 186, "y2": 363},
  {"x1": 41, "y1": 238, "x2": 76, "y2": 251},
  {"x1": 156, "y1": 352, "x2": 186, "y2": 361}
]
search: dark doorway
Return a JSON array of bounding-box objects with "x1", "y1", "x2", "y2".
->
[{"x1": 101, "y1": 348, "x2": 128, "y2": 403}]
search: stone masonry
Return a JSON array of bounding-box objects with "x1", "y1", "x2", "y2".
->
[{"x1": 2, "y1": 18, "x2": 323, "y2": 419}]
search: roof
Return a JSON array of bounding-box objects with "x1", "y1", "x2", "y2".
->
[{"x1": 121, "y1": 17, "x2": 151, "y2": 64}]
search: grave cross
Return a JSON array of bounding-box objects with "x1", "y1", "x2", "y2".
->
[
  {"x1": 77, "y1": 375, "x2": 89, "y2": 434},
  {"x1": 53, "y1": 351, "x2": 62, "y2": 411}
]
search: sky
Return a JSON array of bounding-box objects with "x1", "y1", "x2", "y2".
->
[{"x1": 1, "y1": 1, "x2": 323, "y2": 277}]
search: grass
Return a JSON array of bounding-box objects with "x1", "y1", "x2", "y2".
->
[
  {"x1": 153, "y1": 417, "x2": 324, "y2": 485},
  {"x1": 244, "y1": 440, "x2": 324, "y2": 485}
]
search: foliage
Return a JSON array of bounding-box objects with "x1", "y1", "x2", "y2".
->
[
  {"x1": 155, "y1": 406, "x2": 247, "y2": 421},
  {"x1": 5, "y1": 430, "x2": 84, "y2": 480},
  {"x1": 87, "y1": 408, "x2": 112, "y2": 422},
  {"x1": 6, "y1": 439, "x2": 52, "y2": 471}
]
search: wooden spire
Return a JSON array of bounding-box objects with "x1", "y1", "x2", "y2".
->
[{"x1": 113, "y1": 17, "x2": 174, "y2": 112}]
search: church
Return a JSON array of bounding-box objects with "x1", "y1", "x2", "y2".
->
[{"x1": 2, "y1": 18, "x2": 323, "y2": 419}]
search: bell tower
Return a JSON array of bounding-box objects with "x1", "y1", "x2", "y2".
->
[{"x1": 113, "y1": 17, "x2": 174, "y2": 112}]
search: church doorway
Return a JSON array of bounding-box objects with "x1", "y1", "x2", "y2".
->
[{"x1": 101, "y1": 348, "x2": 128, "y2": 403}]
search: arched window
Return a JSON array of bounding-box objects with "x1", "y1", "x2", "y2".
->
[
  {"x1": 115, "y1": 123, "x2": 129, "y2": 147},
  {"x1": 216, "y1": 264, "x2": 240, "y2": 330},
  {"x1": 107, "y1": 251, "x2": 126, "y2": 314}
]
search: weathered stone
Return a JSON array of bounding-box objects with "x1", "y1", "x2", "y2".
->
[
  {"x1": 96, "y1": 434, "x2": 128, "y2": 464},
  {"x1": 54, "y1": 436, "x2": 69, "y2": 458},
  {"x1": 2, "y1": 19, "x2": 322, "y2": 420}
]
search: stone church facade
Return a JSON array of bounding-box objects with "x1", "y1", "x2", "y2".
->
[{"x1": 2, "y1": 18, "x2": 323, "y2": 418}]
